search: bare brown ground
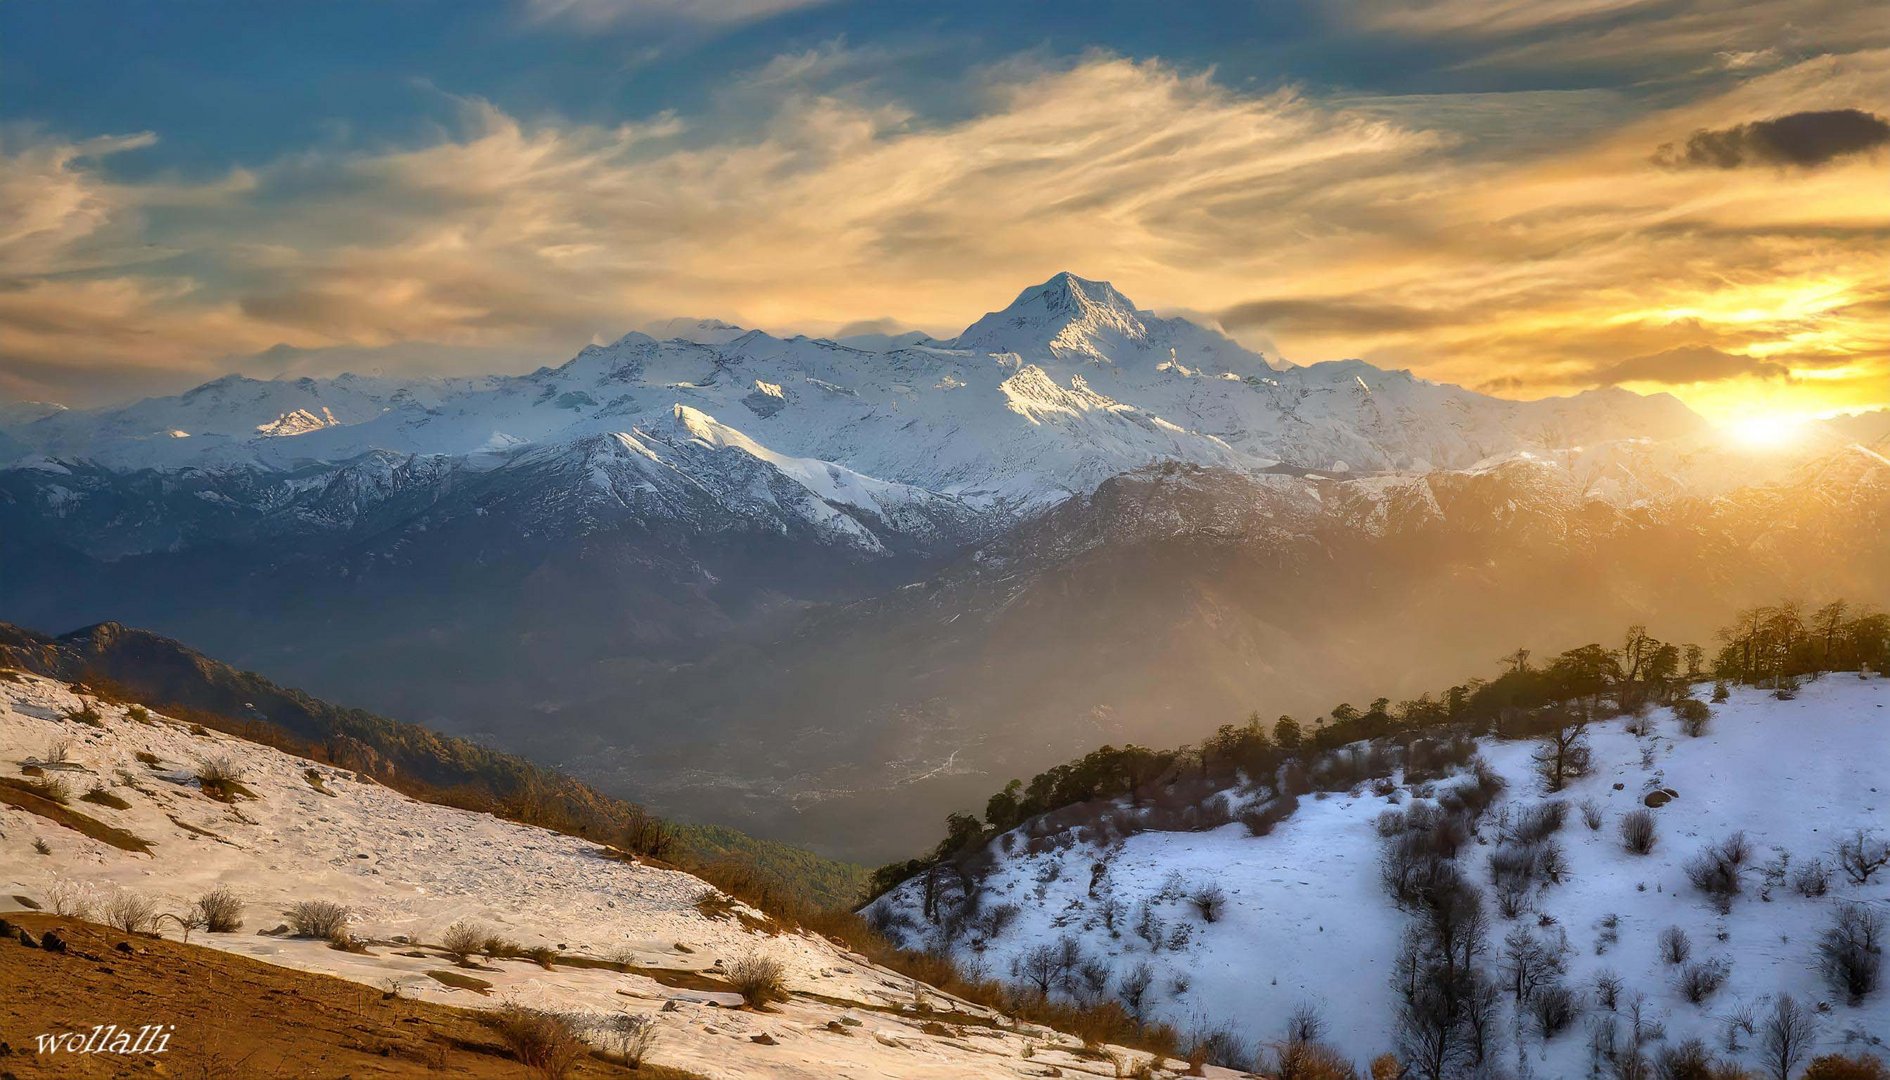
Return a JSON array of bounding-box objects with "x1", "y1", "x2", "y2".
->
[{"x1": 0, "y1": 913, "x2": 699, "y2": 1079}]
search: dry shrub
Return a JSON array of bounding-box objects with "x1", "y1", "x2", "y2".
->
[
  {"x1": 483, "y1": 1004, "x2": 585, "y2": 1079},
  {"x1": 727, "y1": 951, "x2": 787, "y2": 1007},
  {"x1": 1620, "y1": 809, "x2": 1657, "y2": 855},
  {"x1": 440, "y1": 920, "x2": 486, "y2": 963},
  {"x1": 102, "y1": 889, "x2": 159, "y2": 934},
  {"x1": 287, "y1": 899, "x2": 351, "y2": 940},
  {"x1": 195, "y1": 755, "x2": 254, "y2": 801},
  {"x1": 194, "y1": 885, "x2": 244, "y2": 933},
  {"x1": 1804, "y1": 1054, "x2": 1890, "y2": 1080},
  {"x1": 602, "y1": 1012, "x2": 659, "y2": 1067}
]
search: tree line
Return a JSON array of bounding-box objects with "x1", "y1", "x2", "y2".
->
[{"x1": 872, "y1": 598, "x2": 1889, "y2": 901}]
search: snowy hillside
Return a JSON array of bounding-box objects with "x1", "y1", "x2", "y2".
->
[
  {"x1": 0, "y1": 672, "x2": 1232, "y2": 1080},
  {"x1": 867, "y1": 677, "x2": 1890, "y2": 1074}
]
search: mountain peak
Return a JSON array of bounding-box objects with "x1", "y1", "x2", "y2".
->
[{"x1": 954, "y1": 272, "x2": 1149, "y2": 358}]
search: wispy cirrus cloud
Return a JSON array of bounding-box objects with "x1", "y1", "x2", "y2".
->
[
  {"x1": 1, "y1": 44, "x2": 1886, "y2": 420},
  {"x1": 520, "y1": 0, "x2": 832, "y2": 29}
]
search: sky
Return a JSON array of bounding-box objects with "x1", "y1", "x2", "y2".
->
[{"x1": 2, "y1": 0, "x2": 1887, "y2": 421}]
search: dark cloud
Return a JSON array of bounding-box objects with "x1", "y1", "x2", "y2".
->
[
  {"x1": 1654, "y1": 109, "x2": 1890, "y2": 170},
  {"x1": 1217, "y1": 297, "x2": 1448, "y2": 335},
  {"x1": 1591, "y1": 345, "x2": 1789, "y2": 385}
]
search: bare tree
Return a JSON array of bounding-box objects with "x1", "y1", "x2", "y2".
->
[
  {"x1": 1012, "y1": 942, "x2": 1060, "y2": 999},
  {"x1": 1818, "y1": 902, "x2": 1884, "y2": 1004},
  {"x1": 1532, "y1": 723, "x2": 1593, "y2": 793},
  {"x1": 1758, "y1": 995, "x2": 1816, "y2": 1080},
  {"x1": 1836, "y1": 829, "x2": 1890, "y2": 885}
]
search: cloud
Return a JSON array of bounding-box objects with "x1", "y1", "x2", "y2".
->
[
  {"x1": 1, "y1": 49, "x2": 1887, "y2": 418},
  {"x1": 521, "y1": 0, "x2": 830, "y2": 29},
  {"x1": 1218, "y1": 297, "x2": 1450, "y2": 335},
  {"x1": 1654, "y1": 109, "x2": 1890, "y2": 169},
  {"x1": 1590, "y1": 345, "x2": 1789, "y2": 385}
]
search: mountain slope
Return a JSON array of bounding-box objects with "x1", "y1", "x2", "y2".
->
[
  {"x1": 0, "y1": 671, "x2": 1224, "y2": 1079},
  {"x1": 866, "y1": 677, "x2": 1890, "y2": 1073},
  {"x1": 0, "y1": 620, "x2": 868, "y2": 907}
]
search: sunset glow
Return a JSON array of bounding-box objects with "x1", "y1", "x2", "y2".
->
[{"x1": 1, "y1": 4, "x2": 1886, "y2": 423}]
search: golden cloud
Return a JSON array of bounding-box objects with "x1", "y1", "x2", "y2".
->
[{"x1": 1, "y1": 51, "x2": 1885, "y2": 418}]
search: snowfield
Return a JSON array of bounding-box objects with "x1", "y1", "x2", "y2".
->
[
  {"x1": 0, "y1": 673, "x2": 1238, "y2": 1079},
  {"x1": 869, "y1": 677, "x2": 1890, "y2": 1074}
]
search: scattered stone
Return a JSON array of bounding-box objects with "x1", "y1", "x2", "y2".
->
[
  {"x1": 258, "y1": 924, "x2": 290, "y2": 936},
  {"x1": 39, "y1": 931, "x2": 65, "y2": 953},
  {"x1": 750, "y1": 1033, "x2": 777, "y2": 1045},
  {"x1": 661, "y1": 1001, "x2": 679, "y2": 1013},
  {"x1": 114, "y1": 941, "x2": 136, "y2": 954},
  {"x1": 839, "y1": 1016, "x2": 863, "y2": 1027},
  {"x1": 16, "y1": 928, "x2": 39, "y2": 949}
]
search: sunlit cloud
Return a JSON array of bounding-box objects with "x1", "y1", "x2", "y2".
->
[
  {"x1": 0, "y1": 39, "x2": 1886, "y2": 420},
  {"x1": 520, "y1": 0, "x2": 831, "y2": 29}
]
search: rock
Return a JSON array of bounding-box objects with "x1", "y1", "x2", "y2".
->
[
  {"x1": 662, "y1": 1001, "x2": 679, "y2": 1013},
  {"x1": 750, "y1": 1033, "x2": 777, "y2": 1045},
  {"x1": 826, "y1": 1021, "x2": 852, "y2": 1035},
  {"x1": 16, "y1": 928, "x2": 39, "y2": 949},
  {"x1": 38, "y1": 931, "x2": 65, "y2": 953},
  {"x1": 0, "y1": 918, "x2": 12, "y2": 938},
  {"x1": 115, "y1": 941, "x2": 136, "y2": 954},
  {"x1": 839, "y1": 1016, "x2": 863, "y2": 1027},
  {"x1": 258, "y1": 924, "x2": 290, "y2": 936}
]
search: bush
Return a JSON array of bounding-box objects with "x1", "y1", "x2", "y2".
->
[
  {"x1": 1676, "y1": 958, "x2": 1730, "y2": 1004},
  {"x1": 1794, "y1": 858, "x2": 1832, "y2": 898},
  {"x1": 1659, "y1": 926, "x2": 1692, "y2": 965},
  {"x1": 483, "y1": 1004, "x2": 585, "y2": 1079},
  {"x1": 1836, "y1": 830, "x2": 1890, "y2": 884},
  {"x1": 194, "y1": 886, "x2": 244, "y2": 933},
  {"x1": 1240, "y1": 793, "x2": 1299, "y2": 837},
  {"x1": 1580, "y1": 800, "x2": 1604, "y2": 831},
  {"x1": 1620, "y1": 810, "x2": 1658, "y2": 855},
  {"x1": 441, "y1": 920, "x2": 486, "y2": 963},
  {"x1": 727, "y1": 951, "x2": 787, "y2": 1008},
  {"x1": 1513, "y1": 801, "x2": 1569, "y2": 844},
  {"x1": 601, "y1": 1012, "x2": 658, "y2": 1067},
  {"x1": 1188, "y1": 882, "x2": 1227, "y2": 923},
  {"x1": 1803, "y1": 1054, "x2": 1890, "y2": 1080},
  {"x1": 102, "y1": 889, "x2": 159, "y2": 934},
  {"x1": 1685, "y1": 836, "x2": 1748, "y2": 911},
  {"x1": 1592, "y1": 969, "x2": 1622, "y2": 1011},
  {"x1": 47, "y1": 877, "x2": 97, "y2": 920},
  {"x1": 20, "y1": 774, "x2": 71, "y2": 804},
  {"x1": 286, "y1": 899, "x2": 351, "y2": 940},
  {"x1": 1530, "y1": 982, "x2": 1581, "y2": 1037},
  {"x1": 195, "y1": 756, "x2": 253, "y2": 801},
  {"x1": 1818, "y1": 903, "x2": 1884, "y2": 1004},
  {"x1": 1672, "y1": 698, "x2": 1711, "y2": 736}
]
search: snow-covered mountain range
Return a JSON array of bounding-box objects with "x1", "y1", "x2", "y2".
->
[
  {"x1": 3, "y1": 273, "x2": 1887, "y2": 861},
  {"x1": 1, "y1": 272, "x2": 1709, "y2": 545}
]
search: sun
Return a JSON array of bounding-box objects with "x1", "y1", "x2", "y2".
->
[{"x1": 1725, "y1": 413, "x2": 1805, "y2": 449}]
